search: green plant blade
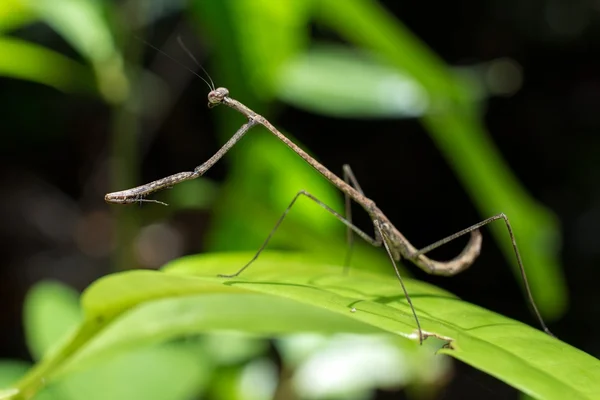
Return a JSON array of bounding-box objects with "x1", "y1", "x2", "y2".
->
[
  {"x1": 10, "y1": 253, "x2": 599, "y2": 400},
  {"x1": 0, "y1": 37, "x2": 94, "y2": 93}
]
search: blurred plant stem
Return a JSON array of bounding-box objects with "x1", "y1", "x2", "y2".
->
[
  {"x1": 109, "y1": 105, "x2": 140, "y2": 272},
  {"x1": 109, "y1": 5, "x2": 145, "y2": 271}
]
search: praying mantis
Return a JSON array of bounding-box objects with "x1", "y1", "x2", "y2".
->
[{"x1": 106, "y1": 81, "x2": 553, "y2": 343}]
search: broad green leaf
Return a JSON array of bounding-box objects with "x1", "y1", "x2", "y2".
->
[
  {"x1": 10, "y1": 253, "x2": 599, "y2": 400},
  {"x1": 277, "y1": 44, "x2": 428, "y2": 118},
  {"x1": 24, "y1": 281, "x2": 82, "y2": 361},
  {"x1": 316, "y1": 0, "x2": 566, "y2": 318},
  {"x1": 0, "y1": 37, "x2": 94, "y2": 93}
]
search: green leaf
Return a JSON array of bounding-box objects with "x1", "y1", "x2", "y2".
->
[
  {"x1": 277, "y1": 44, "x2": 428, "y2": 118},
  {"x1": 10, "y1": 253, "x2": 599, "y2": 400},
  {"x1": 23, "y1": 281, "x2": 82, "y2": 361},
  {"x1": 0, "y1": 37, "x2": 94, "y2": 93},
  {"x1": 0, "y1": 0, "x2": 36, "y2": 32}
]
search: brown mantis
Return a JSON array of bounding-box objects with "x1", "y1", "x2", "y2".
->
[{"x1": 106, "y1": 82, "x2": 553, "y2": 344}]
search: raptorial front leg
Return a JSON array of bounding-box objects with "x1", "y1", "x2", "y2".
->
[{"x1": 217, "y1": 189, "x2": 382, "y2": 278}]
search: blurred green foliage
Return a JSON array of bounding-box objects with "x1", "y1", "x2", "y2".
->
[{"x1": 0, "y1": 0, "x2": 575, "y2": 398}]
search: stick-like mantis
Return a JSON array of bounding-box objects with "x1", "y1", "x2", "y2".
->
[{"x1": 105, "y1": 57, "x2": 553, "y2": 342}]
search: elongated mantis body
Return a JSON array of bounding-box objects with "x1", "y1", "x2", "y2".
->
[{"x1": 106, "y1": 86, "x2": 553, "y2": 343}]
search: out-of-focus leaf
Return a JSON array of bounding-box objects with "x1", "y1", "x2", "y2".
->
[
  {"x1": 24, "y1": 0, "x2": 128, "y2": 103},
  {"x1": 53, "y1": 344, "x2": 209, "y2": 400},
  {"x1": 0, "y1": 361, "x2": 30, "y2": 389},
  {"x1": 23, "y1": 281, "x2": 82, "y2": 361},
  {"x1": 0, "y1": 0, "x2": 36, "y2": 32},
  {"x1": 166, "y1": 178, "x2": 218, "y2": 211},
  {"x1": 10, "y1": 253, "x2": 600, "y2": 400},
  {"x1": 316, "y1": 0, "x2": 566, "y2": 317},
  {"x1": 278, "y1": 44, "x2": 428, "y2": 118},
  {"x1": 0, "y1": 37, "x2": 94, "y2": 93}
]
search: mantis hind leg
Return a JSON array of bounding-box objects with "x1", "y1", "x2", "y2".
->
[
  {"x1": 342, "y1": 164, "x2": 382, "y2": 271},
  {"x1": 409, "y1": 213, "x2": 553, "y2": 336}
]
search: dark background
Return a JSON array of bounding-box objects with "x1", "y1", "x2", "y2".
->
[{"x1": 1, "y1": 0, "x2": 599, "y2": 398}]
